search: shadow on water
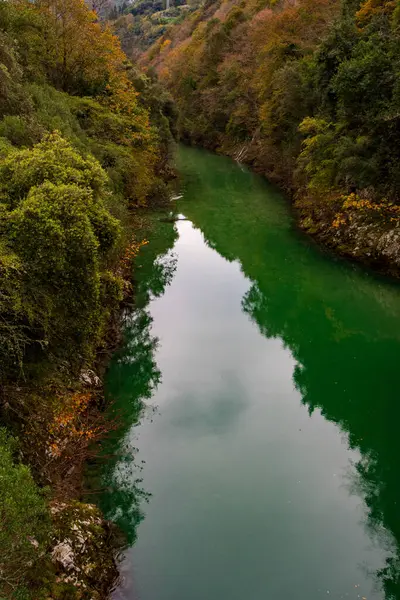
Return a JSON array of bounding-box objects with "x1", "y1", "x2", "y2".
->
[{"x1": 175, "y1": 146, "x2": 400, "y2": 599}]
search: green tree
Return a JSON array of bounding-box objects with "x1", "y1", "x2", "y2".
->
[
  {"x1": 0, "y1": 132, "x2": 122, "y2": 377},
  {"x1": 0, "y1": 428, "x2": 50, "y2": 597}
]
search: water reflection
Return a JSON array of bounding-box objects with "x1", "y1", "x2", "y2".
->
[
  {"x1": 168, "y1": 371, "x2": 249, "y2": 436},
  {"x1": 97, "y1": 146, "x2": 400, "y2": 600},
  {"x1": 177, "y1": 146, "x2": 400, "y2": 598},
  {"x1": 87, "y1": 216, "x2": 178, "y2": 546}
]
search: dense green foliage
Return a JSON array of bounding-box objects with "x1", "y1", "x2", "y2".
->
[
  {"x1": 0, "y1": 0, "x2": 176, "y2": 596},
  {"x1": 297, "y1": 2, "x2": 400, "y2": 201},
  {"x1": 0, "y1": 428, "x2": 51, "y2": 597},
  {"x1": 0, "y1": 0, "x2": 175, "y2": 384},
  {"x1": 0, "y1": 132, "x2": 121, "y2": 375}
]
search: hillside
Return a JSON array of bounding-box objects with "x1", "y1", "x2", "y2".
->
[
  {"x1": 130, "y1": 0, "x2": 400, "y2": 275},
  {"x1": 0, "y1": 0, "x2": 176, "y2": 597},
  {"x1": 112, "y1": 0, "x2": 201, "y2": 59}
]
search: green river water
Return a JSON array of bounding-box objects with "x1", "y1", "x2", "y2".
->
[{"x1": 98, "y1": 146, "x2": 400, "y2": 600}]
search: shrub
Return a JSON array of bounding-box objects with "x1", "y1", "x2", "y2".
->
[
  {"x1": 0, "y1": 428, "x2": 51, "y2": 597},
  {"x1": 0, "y1": 132, "x2": 122, "y2": 377}
]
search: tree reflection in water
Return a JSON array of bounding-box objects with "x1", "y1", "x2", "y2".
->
[
  {"x1": 86, "y1": 217, "x2": 178, "y2": 546},
  {"x1": 177, "y1": 146, "x2": 400, "y2": 599}
]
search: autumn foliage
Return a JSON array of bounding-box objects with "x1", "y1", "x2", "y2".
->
[
  {"x1": 137, "y1": 0, "x2": 400, "y2": 232},
  {"x1": 47, "y1": 392, "x2": 100, "y2": 459}
]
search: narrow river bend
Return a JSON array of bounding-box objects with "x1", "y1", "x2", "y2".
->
[{"x1": 99, "y1": 146, "x2": 400, "y2": 600}]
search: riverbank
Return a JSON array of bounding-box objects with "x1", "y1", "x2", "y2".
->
[
  {"x1": 2, "y1": 213, "x2": 173, "y2": 600},
  {"x1": 0, "y1": 226, "x2": 149, "y2": 599},
  {"x1": 182, "y1": 137, "x2": 400, "y2": 280},
  {"x1": 0, "y1": 2, "x2": 179, "y2": 596},
  {"x1": 251, "y1": 145, "x2": 400, "y2": 280},
  {"x1": 295, "y1": 195, "x2": 400, "y2": 279},
  {"x1": 39, "y1": 268, "x2": 134, "y2": 600}
]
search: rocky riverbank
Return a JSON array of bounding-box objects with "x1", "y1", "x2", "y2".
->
[
  {"x1": 218, "y1": 139, "x2": 400, "y2": 281},
  {"x1": 295, "y1": 195, "x2": 400, "y2": 279}
]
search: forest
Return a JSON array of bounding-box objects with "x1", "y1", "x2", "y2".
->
[
  {"x1": 0, "y1": 0, "x2": 175, "y2": 597},
  {"x1": 116, "y1": 0, "x2": 400, "y2": 272}
]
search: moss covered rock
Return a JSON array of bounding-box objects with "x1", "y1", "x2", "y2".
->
[{"x1": 50, "y1": 501, "x2": 118, "y2": 600}]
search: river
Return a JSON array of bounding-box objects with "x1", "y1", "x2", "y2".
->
[{"x1": 97, "y1": 146, "x2": 400, "y2": 600}]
